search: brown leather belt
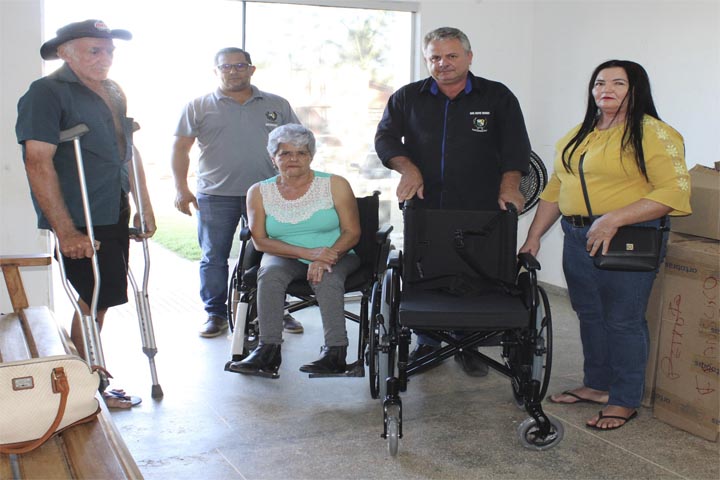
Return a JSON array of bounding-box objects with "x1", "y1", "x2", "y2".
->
[{"x1": 562, "y1": 215, "x2": 597, "y2": 227}]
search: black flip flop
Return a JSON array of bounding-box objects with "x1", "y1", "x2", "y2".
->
[
  {"x1": 549, "y1": 390, "x2": 605, "y2": 405},
  {"x1": 587, "y1": 410, "x2": 638, "y2": 430}
]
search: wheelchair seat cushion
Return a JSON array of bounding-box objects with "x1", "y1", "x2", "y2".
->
[{"x1": 399, "y1": 285, "x2": 529, "y2": 330}]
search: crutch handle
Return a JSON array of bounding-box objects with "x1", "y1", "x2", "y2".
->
[{"x1": 59, "y1": 124, "x2": 90, "y2": 143}]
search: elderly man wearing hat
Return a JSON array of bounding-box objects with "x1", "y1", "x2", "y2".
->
[{"x1": 16, "y1": 20, "x2": 156, "y2": 409}]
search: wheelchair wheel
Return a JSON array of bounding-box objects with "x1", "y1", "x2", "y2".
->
[
  {"x1": 228, "y1": 285, "x2": 259, "y2": 357},
  {"x1": 509, "y1": 285, "x2": 553, "y2": 406},
  {"x1": 369, "y1": 271, "x2": 398, "y2": 400},
  {"x1": 517, "y1": 415, "x2": 564, "y2": 451},
  {"x1": 385, "y1": 404, "x2": 401, "y2": 457},
  {"x1": 536, "y1": 286, "x2": 553, "y2": 400},
  {"x1": 227, "y1": 262, "x2": 241, "y2": 331},
  {"x1": 368, "y1": 281, "x2": 382, "y2": 399}
]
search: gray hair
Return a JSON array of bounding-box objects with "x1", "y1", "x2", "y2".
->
[
  {"x1": 57, "y1": 40, "x2": 80, "y2": 61},
  {"x1": 423, "y1": 27, "x2": 472, "y2": 54},
  {"x1": 267, "y1": 124, "x2": 316, "y2": 157}
]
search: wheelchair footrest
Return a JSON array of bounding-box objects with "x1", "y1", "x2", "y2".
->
[{"x1": 308, "y1": 360, "x2": 365, "y2": 378}]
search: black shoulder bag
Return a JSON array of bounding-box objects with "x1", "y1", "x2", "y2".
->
[{"x1": 578, "y1": 154, "x2": 666, "y2": 272}]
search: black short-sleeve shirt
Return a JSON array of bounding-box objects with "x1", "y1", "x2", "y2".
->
[{"x1": 16, "y1": 64, "x2": 131, "y2": 229}]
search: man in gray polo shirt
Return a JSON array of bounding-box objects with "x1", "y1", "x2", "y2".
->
[{"x1": 172, "y1": 47, "x2": 302, "y2": 337}]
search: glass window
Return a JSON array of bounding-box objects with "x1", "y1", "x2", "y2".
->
[
  {"x1": 245, "y1": 2, "x2": 410, "y2": 229},
  {"x1": 44, "y1": 0, "x2": 412, "y2": 237}
]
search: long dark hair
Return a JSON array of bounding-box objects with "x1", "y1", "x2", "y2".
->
[{"x1": 562, "y1": 60, "x2": 660, "y2": 179}]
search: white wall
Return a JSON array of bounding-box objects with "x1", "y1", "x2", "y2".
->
[
  {"x1": 1, "y1": 0, "x2": 718, "y2": 310},
  {"x1": 0, "y1": 0, "x2": 52, "y2": 311}
]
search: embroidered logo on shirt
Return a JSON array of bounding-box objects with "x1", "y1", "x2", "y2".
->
[
  {"x1": 266, "y1": 111, "x2": 278, "y2": 123},
  {"x1": 472, "y1": 117, "x2": 488, "y2": 133}
]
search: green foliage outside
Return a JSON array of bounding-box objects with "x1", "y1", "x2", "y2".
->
[
  {"x1": 151, "y1": 213, "x2": 241, "y2": 262},
  {"x1": 152, "y1": 214, "x2": 201, "y2": 261}
]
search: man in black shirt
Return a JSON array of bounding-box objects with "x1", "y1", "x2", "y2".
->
[{"x1": 375, "y1": 26, "x2": 531, "y2": 375}]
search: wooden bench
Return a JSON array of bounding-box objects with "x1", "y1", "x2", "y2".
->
[{"x1": 0, "y1": 255, "x2": 142, "y2": 479}]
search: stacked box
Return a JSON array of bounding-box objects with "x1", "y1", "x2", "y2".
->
[
  {"x1": 642, "y1": 270, "x2": 666, "y2": 407},
  {"x1": 671, "y1": 164, "x2": 720, "y2": 241},
  {"x1": 653, "y1": 234, "x2": 720, "y2": 441}
]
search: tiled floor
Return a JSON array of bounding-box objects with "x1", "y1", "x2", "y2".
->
[{"x1": 51, "y1": 242, "x2": 719, "y2": 480}]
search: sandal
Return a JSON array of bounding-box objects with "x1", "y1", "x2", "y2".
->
[
  {"x1": 103, "y1": 389, "x2": 142, "y2": 409},
  {"x1": 586, "y1": 410, "x2": 638, "y2": 430},
  {"x1": 549, "y1": 390, "x2": 606, "y2": 405}
]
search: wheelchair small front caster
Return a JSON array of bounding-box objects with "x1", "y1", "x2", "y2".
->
[
  {"x1": 517, "y1": 415, "x2": 564, "y2": 450},
  {"x1": 382, "y1": 377, "x2": 402, "y2": 457},
  {"x1": 386, "y1": 407, "x2": 400, "y2": 456}
]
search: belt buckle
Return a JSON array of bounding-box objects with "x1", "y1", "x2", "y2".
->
[{"x1": 570, "y1": 215, "x2": 587, "y2": 227}]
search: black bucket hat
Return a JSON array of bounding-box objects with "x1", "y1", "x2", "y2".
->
[{"x1": 41, "y1": 19, "x2": 132, "y2": 60}]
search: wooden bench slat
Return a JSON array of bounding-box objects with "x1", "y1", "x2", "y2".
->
[
  {"x1": 16, "y1": 437, "x2": 72, "y2": 479},
  {"x1": 62, "y1": 400, "x2": 143, "y2": 480},
  {"x1": 0, "y1": 313, "x2": 31, "y2": 362},
  {"x1": 23, "y1": 307, "x2": 69, "y2": 358},
  {"x1": 0, "y1": 454, "x2": 13, "y2": 479}
]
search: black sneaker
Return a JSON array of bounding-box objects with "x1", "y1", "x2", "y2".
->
[
  {"x1": 454, "y1": 348, "x2": 489, "y2": 377},
  {"x1": 199, "y1": 315, "x2": 228, "y2": 338},
  {"x1": 408, "y1": 343, "x2": 440, "y2": 363},
  {"x1": 283, "y1": 314, "x2": 304, "y2": 334}
]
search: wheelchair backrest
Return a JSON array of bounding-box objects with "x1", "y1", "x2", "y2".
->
[
  {"x1": 353, "y1": 192, "x2": 380, "y2": 268},
  {"x1": 402, "y1": 206, "x2": 518, "y2": 286}
]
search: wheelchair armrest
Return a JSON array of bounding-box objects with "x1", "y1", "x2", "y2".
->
[
  {"x1": 375, "y1": 224, "x2": 394, "y2": 244},
  {"x1": 517, "y1": 252, "x2": 541, "y2": 271},
  {"x1": 239, "y1": 226, "x2": 251, "y2": 241}
]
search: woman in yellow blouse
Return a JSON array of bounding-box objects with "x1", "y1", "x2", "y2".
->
[{"x1": 520, "y1": 60, "x2": 691, "y2": 430}]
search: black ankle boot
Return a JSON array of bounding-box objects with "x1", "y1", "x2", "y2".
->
[
  {"x1": 228, "y1": 343, "x2": 282, "y2": 378},
  {"x1": 299, "y1": 345, "x2": 347, "y2": 374}
]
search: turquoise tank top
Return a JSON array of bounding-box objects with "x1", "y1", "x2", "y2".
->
[{"x1": 260, "y1": 171, "x2": 346, "y2": 264}]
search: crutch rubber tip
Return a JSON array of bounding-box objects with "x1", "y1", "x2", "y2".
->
[{"x1": 151, "y1": 384, "x2": 164, "y2": 399}]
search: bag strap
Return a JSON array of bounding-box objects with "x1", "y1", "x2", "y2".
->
[
  {"x1": 578, "y1": 153, "x2": 595, "y2": 217},
  {"x1": 0, "y1": 367, "x2": 70, "y2": 455},
  {"x1": 578, "y1": 152, "x2": 667, "y2": 229}
]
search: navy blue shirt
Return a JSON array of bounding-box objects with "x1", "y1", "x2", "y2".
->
[
  {"x1": 16, "y1": 64, "x2": 131, "y2": 229},
  {"x1": 375, "y1": 72, "x2": 530, "y2": 210}
]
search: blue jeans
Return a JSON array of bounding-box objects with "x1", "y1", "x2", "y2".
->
[
  {"x1": 561, "y1": 217, "x2": 668, "y2": 408},
  {"x1": 197, "y1": 193, "x2": 246, "y2": 319}
]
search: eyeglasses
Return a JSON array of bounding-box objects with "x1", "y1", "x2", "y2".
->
[
  {"x1": 277, "y1": 150, "x2": 311, "y2": 160},
  {"x1": 217, "y1": 63, "x2": 251, "y2": 73}
]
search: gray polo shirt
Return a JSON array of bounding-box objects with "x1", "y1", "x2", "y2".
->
[{"x1": 175, "y1": 86, "x2": 299, "y2": 196}]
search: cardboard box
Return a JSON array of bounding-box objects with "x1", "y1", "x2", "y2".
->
[
  {"x1": 671, "y1": 164, "x2": 720, "y2": 241},
  {"x1": 653, "y1": 234, "x2": 720, "y2": 441},
  {"x1": 642, "y1": 270, "x2": 666, "y2": 407}
]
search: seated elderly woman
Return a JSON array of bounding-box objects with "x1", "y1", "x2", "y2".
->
[{"x1": 228, "y1": 123, "x2": 361, "y2": 379}]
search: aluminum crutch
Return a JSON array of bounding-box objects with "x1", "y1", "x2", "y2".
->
[
  {"x1": 56, "y1": 123, "x2": 109, "y2": 392},
  {"x1": 127, "y1": 122, "x2": 163, "y2": 399}
]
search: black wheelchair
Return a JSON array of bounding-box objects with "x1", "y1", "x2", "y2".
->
[
  {"x1": 367, "y1": 153, "x2": 563, "y2": 454},
  {"x1": 224, "y1": 191, "x2": 393, "y2": 378}
]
